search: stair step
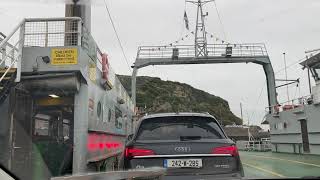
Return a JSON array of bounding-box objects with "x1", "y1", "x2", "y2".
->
[{"x1": 0, "y1": 68, "x2": 17, "y2": 74}]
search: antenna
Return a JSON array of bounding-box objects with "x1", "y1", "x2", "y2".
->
[
  {"x1": 240, "y1": 102, "x2": 243, "y2": 120},
  {"x1": 186, "y1": 0, "x2": 214, "y2": 57},
  {"x1": 306, "y1": 55, "x2": 312, "y2": 94},
  {"x1": 283, "y1": 52, "x2": 290, "y2": 104}
]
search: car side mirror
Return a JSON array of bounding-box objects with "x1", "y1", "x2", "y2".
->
[{"x1": 127, "y1": 134, "x2": 134, "y2": 141}]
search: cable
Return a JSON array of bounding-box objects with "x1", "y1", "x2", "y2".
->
[
  {"x1": 156, "y1": 30, "x2": 194, "y2": 49},
  {"x1": 103, "y1": 0, "x2": 132, "y2": 73},
  {"x1": 205, "y1": 31, "x2": 230, "y2": 44},
  {"x1": 246, "y1": 56, "x2": 305, "y2": 124},
  {"x1": 275, "y1": 56, "x2": 306, "y2": 75},
  {"x1": 248, "y1": 84, "x2": 265, "y2": 124},
  {"x1": 293, "y1": 85, "x2": 299, "y2": 101},
  {"x1": 213, "y1": 0, "x2": 228, "y2": 41}
]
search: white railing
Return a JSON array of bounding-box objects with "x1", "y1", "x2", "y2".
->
[
  {"x1": 24, "y1": 17, "x2": 82, "y2": 47},
  {"x1": 243, "y1": 140, "x2": 272, "y2": 151},
  {"x1": 0, "y1": 17, "x2": 134, "y2": 111},
  {"x1": 0, "y1": 19, "x2": 25, "y2": 82},
  {"x1": 0, "y1": 17, "x2": 82, "y2": 83},
  {"x1": 22, "y1": 17, "x2": 119, "y2": 83},
  {"x1": 265, "y1": 94, "x2": 313, "y2": 114},
  {"x1": 137, "y1": 43, "x2": 268, "y2": 59}
]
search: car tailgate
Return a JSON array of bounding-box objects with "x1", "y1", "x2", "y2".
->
[{"x1": 126, "y1": 140, "x2": 241, "y2": 176}]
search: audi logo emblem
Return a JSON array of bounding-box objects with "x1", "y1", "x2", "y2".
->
[{"x1": 174, "y1": 147, "x2": 191, "y2": 152}]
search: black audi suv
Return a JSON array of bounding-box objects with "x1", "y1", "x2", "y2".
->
[{"x1": 122, "y1": 112, "x2": 244, "y2": 179}]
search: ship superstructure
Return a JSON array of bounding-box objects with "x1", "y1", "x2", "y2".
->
[
  {"x1": 0, "y1": 4, "x2": 135, "y2": 180},
  {"x1": 265, "y1": 52, "x2": 320, "y2": 155}
]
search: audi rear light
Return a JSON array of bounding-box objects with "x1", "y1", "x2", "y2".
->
[
  {"x1": 125, "y1": 147, "x2": 155, "y2": 158},
  {"x1": 212, "y1": 145, "x2": 239, "y2": 156}
]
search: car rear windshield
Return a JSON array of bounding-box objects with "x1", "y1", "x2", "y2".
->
[{"x1": 135, "y1": 116, "x2": 226, "y2": 140}]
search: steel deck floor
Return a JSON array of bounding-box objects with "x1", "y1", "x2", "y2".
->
[{"x1": 240, "y1": 151, "x2": 320, "y2": 178}]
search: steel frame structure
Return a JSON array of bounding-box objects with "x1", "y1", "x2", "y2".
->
[
  {"x1": 186, "y1": 0, "x2": 214, "y2": 57},
  {"x1": 131, "y1": 43, "x2": 277, "y2": 113},
  {"x1": 131, "y1": 0, "x2": 277, "y2": 113}
]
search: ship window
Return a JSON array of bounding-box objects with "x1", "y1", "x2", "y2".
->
[
  {"x1": 97, "y1": 101, "x2": 102, "y2": 120},
  {"x1": 284, "y1": 122, "x2": 287, "y2": 129},
  {"x1": 108, "y1": 109, "x2": 112, "y2": 122},
  {"x1": 311, "y1": 66, "x2": 320, "y2": 81},
  {"x1": 315, "y1": 69, "x2": 320, "y2": 80},
  {"x1": 34, "y1": 115, "x2": 49, "y2": 136},
  {"x1": 63, "y1": 119, "x2": 70, "y2": 141},
  {"x1": 278, "y1": 123, "x2": 283, "y2": 130}
]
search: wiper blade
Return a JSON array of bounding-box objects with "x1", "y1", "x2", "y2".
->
[{"x1": 180, "y1": 136, "x2": 202, "y2": 141}]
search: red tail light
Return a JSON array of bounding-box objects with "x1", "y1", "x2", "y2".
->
[
  {"x1": 125, "y1": 147, "x2": 155, "y2": 158},
  {"x1": 212, "y1": 145, "x2": 239, "y2": 156}
]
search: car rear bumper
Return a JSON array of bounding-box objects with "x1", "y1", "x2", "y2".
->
[{"x1": 163, "y1": 173, "x2": 242, "y2": 180}]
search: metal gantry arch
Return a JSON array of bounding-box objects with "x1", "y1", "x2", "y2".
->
[{"x1": 131, "y1": 44, "x2": 277, "y2": 113}]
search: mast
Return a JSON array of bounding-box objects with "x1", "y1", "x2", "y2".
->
[
  {"x1": 240, "y1": 102, "x2": 243, "y2": 120},
  {"x1": 283, "y1": 52, "x2": 290, "y2": 104},
  {"x1": 187, "y1": 0, "x2": 213, "y2": 57},
  {"x1": 65, "y1": 0, "x2": 91, "y2": 32}
]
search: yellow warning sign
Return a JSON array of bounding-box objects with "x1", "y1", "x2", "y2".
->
[
  {"x1": 89, "y1": 63, "x2": 96, "y2": 82},
  {"x1": 51, "y1": 48, "x2": 78, "y2": 65}
]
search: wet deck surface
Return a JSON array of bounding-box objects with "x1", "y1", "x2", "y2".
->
[{"x1": 240, "y1": 151, "x2": 320, "y2": 178}]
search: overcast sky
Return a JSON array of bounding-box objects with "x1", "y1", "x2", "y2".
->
[{"x1": 1, "y1": 0, "x2": 320, "y2": 128}]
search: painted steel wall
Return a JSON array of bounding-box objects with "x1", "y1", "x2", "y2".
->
[
  {"x1": 267, "y1": 104, "x2": 320, "y2": 155},
  {"x1": 21, "y1": 46, "x2": 135, "y2": 171},
  {"x1": 21, "y1": 46, "x2": 134, "y2": 136}
]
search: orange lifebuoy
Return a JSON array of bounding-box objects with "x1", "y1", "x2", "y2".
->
[{"x1": 274, "y1": 104, "x2": 280, "y2": 113}]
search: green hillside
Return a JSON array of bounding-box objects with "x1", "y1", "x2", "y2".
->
[{"x1": 117, "y1": 75, "x2": 242, "y2": 125}]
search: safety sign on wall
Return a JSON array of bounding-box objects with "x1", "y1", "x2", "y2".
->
[{"x1": 51, "y1": 48, "x2": 78, "y2": 65}]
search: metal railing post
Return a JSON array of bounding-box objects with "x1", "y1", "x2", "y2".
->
[
  {"x1": 11, "y1": 47, "x2": 14, "y2": 65},
  {"x1": 0, "y1": 20, "x2": 25, "y2": 48},
  {"x1": 16, "y1": 22, "x2": 25, "y2": 82},
  {"x1": 45, "y1": 21, "x2": 48, "y2": 47},
  {"x1": 77, "y1": 20, "x2": 82, "y2": 46},
  {"x1": 131, "y1": 67, "x2": 138, "y2": 107},
  {"x1": 161, "y1": 48, "x2": 164, "y2": 58},
  {"x1": 1, "y1": 46, "x2": 5, "y2": 68}
]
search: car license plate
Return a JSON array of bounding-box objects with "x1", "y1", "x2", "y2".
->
[{"x1": 164, "y1": 159, "x2": 202, "y2": 168}]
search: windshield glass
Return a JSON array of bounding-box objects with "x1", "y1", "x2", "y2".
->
[
  {"x1": 313, "y1": 68, "x2": 320, "y2": 80},
  {"x1": 136, "y1": 116, "x2": 225, "y2": 140},
  {"x1": 1, "y1": 0, "x2": 320, "y2": 179}
]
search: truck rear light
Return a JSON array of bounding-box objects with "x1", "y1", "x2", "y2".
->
[
  {"x1": 125, "y1": 147, "x2": 155, "y2": 158},
  {"x1": 212, "y1": 145, "x2": 239, "y2": 156}
]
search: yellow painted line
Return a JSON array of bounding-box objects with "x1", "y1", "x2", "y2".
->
[
  {"x1": 242, "y1": 162, "x2": 286, "y2": 178},
  {"x1": 247, "y1": 154, "x2": 320, "y2": 168}
]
